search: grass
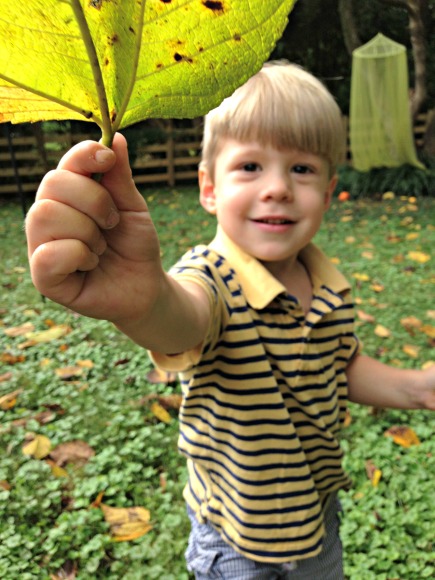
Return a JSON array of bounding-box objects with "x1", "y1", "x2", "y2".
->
[{"x1": 0, "y1": 188, "x2": 434, "y2": 579}]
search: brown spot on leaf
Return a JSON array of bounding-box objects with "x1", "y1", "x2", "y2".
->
[
  {"x1": 233, "y1": 33, "x2": 241, "y2": 41},
  {"x1": 202, "y1": 0, "x2": 224, "y2": 12},
  {"x1": 174, "y1": 53, "x2": 193, "y2": 63},
  {"x1": 129, "y1": 26, "x2": 135, "y2": 34},
  {"x1": 160, "y1": 0, "x2": 172, "y2": 3},
  {"x1": 108, "y1": 34, "x2": 119, "y2": 46},
  {"x1": 111, "y1": 110, "x2": 117, "y2": 123},
  {"x1": 89, "y1": 0, "x2": 103, "y2": 9}
]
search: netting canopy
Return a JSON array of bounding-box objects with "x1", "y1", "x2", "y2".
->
[{"x1": 350, "y1": 33, "x2": 424, "y2": 171}]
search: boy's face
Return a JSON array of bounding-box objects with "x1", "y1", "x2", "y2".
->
[{"x1": 199, "y1": 139, "x2": 337, "y2": 273}]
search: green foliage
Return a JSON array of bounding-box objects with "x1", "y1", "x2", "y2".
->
[
  {"x1": 1, "y1": 192, "x2": 434, "y2": 578},
  {"x1": 336, "y1": 154, "x2": 435, "y2": 198}
]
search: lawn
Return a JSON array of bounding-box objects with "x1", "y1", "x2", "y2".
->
[{"x1": 0, "y1": 188, "x2": 434, "y2": 579}]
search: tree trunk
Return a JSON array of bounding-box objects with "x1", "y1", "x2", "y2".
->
[
  {"x1": 381, "y1": 0, "x2": 428, "y2": 119},
  {"x1": 338, "y1": 0, "x2": 362, "y2": 54}
]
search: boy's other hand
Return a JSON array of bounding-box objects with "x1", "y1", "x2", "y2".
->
[{"x1": 26, "y1": 133, "x2": 163, "y2": 324}]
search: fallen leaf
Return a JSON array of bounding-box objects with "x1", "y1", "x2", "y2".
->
[
  {"x1": 55, "y1": 366, "x2": 84, "y2": 380},
  {"x1": 384, "y1": 425, "x2": 420, "y2": 448},
  {"x1": 370, "y1": 283, "x2": 385, "y2": 293},
  {"x1": 0, "y1": 480, "x2": 11, "y2": 491},
  {"x1": 0, "y1": 388, "x2": 23, "y2": 410},
  {"x1": 50, "y1": 440, "x2": 95, "y2": 467},
  {"x1": 374, "y1": 324, "x2": 391, "y2": 338},
  {"x1": 382, "y1": 191, "x2": 395, "y2": 200},
  {"x1": 50, "y1": 559, "x2": 77, "y2": 580},
  {"x1": 352, "y1": 273, "x2": 370, "y2": 282},
  {"x1": 76, "y1": 359, "x2": 94, "y2": 369},
  {"x1": 420, "y1": 325, "x2": 435, "y2": 339},
  {"x1": 357, "y1": 310, "x2": 376, "y2": 324},
  {"x1": 90, "y1": 491, "x2": 105, "y2": 509},
  {"x1": 100, "y1": 504, "x2": 152, "y2": 542},
  {"x1": 365, "y1": 460, "x2": 382, "y2": 487},
  {"x1": 0, "y1": 371, "x2": 13, "y2": 383},
  {"x1": 0, "y1": 352, "x2": 25, "y2": 365},
  {"x1": 18, "y1": 324, "x2": 72, "y2": 348},
  {"x1": 150, "y1": 402, "x2": 172, "y2": 424},
  {"x1": 22, "y1": 434, "x2": 52, "y2": 459},
  {"x1": 407, "y1": 251, "x2": 430, "y2": 264},
  {"x1": 45, "y1": 459, "x2": 69, "y2": 478},
  {"x1": 3, "y1": 322, "x2": 35, "y2": 337},
  {"x1": 400, "y1": 316, "x2": 423, "y2": 331},
  {"x1": 402, "y1": 344, "x2": 420, "y2": 359}
]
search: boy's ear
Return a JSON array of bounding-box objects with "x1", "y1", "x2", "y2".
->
[
  {"x1": 324, "y1": 174, "x2": 338, "y2": 210},
  {"x1": 199, "y1": 165, "x2": 217, "y2": 215}
]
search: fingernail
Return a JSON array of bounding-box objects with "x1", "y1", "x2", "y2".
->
[
  {"x1": 106, "y1": 208, "x2": 120, "y2": 229},
  {"x1": 95, "y1": 148, "x2": 113, "y2": 164}
]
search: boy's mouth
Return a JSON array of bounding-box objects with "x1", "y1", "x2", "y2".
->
[{"x1": 253, "y1": 217, "x2": 295, "y2": 225}]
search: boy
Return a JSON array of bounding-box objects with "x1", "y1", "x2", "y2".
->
[{"x1": 26, "y1": 62, "x2": 434, "y2": 579}]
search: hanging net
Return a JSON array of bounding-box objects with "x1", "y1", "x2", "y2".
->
[{"x1": 350, "y1": 33, "x2": 424, "y2": 171}]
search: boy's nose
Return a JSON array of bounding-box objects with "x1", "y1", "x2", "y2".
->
[{"x1": 260, "y1": 173, "x2": 293, "y2": 202}]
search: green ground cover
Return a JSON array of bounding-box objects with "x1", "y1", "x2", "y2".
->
[{"x1": 0, "y1": 189, "x2": 434, "y2": 579}]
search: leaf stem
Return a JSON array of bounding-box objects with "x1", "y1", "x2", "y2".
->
[
  {"x1": 112, "y1": 0, "x2": 147, "y2": 134},
  {"x1": 70, "y1": 0, "x2": 113, "y2": 146}
]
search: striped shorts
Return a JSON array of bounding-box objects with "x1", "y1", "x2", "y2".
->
[{"x1": 185, "y1": 496, "x2": 344, "y2": 580}]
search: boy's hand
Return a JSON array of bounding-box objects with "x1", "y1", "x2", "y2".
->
[{"x1": 26, "y1": 133, "x2": 163, "y2": 325}]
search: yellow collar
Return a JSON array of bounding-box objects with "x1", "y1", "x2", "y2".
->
[{"x1": 209, "y1": 227, "x2": 351, "y2": 309}]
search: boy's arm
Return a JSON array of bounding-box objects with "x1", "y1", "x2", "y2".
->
[
  {"x1": 26, "y1": 134, "x2": 210, "y2": 353},
  {"x1": 346, "y1": 354, "x2": 435, "y2": 410}
]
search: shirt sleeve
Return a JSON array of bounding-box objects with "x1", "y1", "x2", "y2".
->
[{"x1": 149, "y1": 247, "x2": 229, "y2": 372}]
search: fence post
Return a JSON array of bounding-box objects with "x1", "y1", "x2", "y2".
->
[{"x1": 167, "y1": 120, "x2": 175, "y2": 187}]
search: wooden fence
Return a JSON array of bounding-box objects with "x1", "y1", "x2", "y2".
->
[{"x1": 0, "y1": 113, "x2": 430, "y2": 199}]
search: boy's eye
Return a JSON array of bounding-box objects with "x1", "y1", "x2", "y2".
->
[
  {"x1": 242, "y1": 162, "x2": 260, "y2": 172},
  {"x1": 292, "y1": 164, "x2": 312, "y2": 174}
]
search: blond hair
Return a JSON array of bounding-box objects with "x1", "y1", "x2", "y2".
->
[{"x1": 201, "y1": 61, "x2": 345, "y2": 178}]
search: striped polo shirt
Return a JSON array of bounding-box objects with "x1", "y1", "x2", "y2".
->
[{"x1": 151, "y1": 228, "x2": 359, "y2": 563}]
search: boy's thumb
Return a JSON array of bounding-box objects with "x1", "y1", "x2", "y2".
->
[{"x1": 102, "y1": 133, "x2": 146, "y2": 212}]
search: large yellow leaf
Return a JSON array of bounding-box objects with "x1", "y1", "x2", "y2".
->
[
  {"x1": 101, "y1": 504, "x2": 153, "y2": 541},
  {"x1": 22, "y1": 434, "x2": 52, "y2": 459},
  {"x1": 0, "y1": 0, "x2": 297, "y2": 144}
]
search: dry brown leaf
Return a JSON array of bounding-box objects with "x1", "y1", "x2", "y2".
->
[
  {"x1": 420, "y1": 325, "x2": 435, "y2": 339},
  {"x1": 18, "y1": 324, "x2": 72, "y2": 349},
  {"x1": 100, "y1": 504, "x2": 152, "y2": 542},
  {"x1": 384, "y1": 425, "x2": 421, "y2": 448},
  {"x1": 0, "y1": 480, "x2": 11, "y2": 491},
  {"x1": 22, "y1": 434, "x2": 52, "y2": 459},
  {"x1": 374, "y1": 324, "x2": 391, "y2": 338},
  {"x1": 50, "y1": 559, "x2": 77, "y2": 580},
  {"x1": 55, "y1": 366, "x2": 84, "y2": 380},
  {"x1": 0, "y1": 352, "x2": 25, "y2": 365},
  {"x1": 407, "y1": 251, "x2": 430, "y2": 264},
  {"x1": 352, "y1": 273, "x2": 370, "y2": 282},
  {"x1": 150, "y1": 402, "x2": 172, "y2": 424},
  {"x1": 3, "y1": 322, "x2": 35, "y2": 337},
  {"x1": 0, "y1": 388, "x2": 23, "y2": 410},
  {"x1": 402, "y1": 344, "x2": 420, "y2": 359},
  {"x1": 400, "y1": 316, "x2": 423, "y2": 331},
  {"x1": 370, "y1": 283, "x2": 385, "y2": 293},
  {"x1": 50, "y1": 440, "x2": 95, "y2": 467},
  {"x1": 0, "y1": 371, "x2": 13, "y2": 383},
  {"x1": 357, "y1": 310, "x2": 376, "y2": 324},
  {"x1": 45, "y1": 459, "x2": 69, "y2": 478},
  {"x1": 365, "y1": 460, "x2": 382, "y2": 487}
]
